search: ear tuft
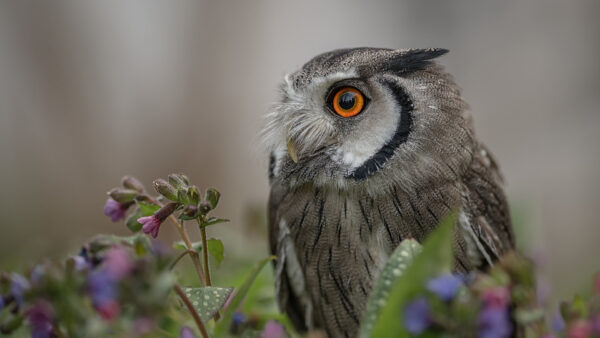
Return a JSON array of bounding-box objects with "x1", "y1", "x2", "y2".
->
[{"x1": 384, "y1": 48, "x2": 449, "y2": 74}]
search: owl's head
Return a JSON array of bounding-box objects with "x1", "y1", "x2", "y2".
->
[{"x1": 262, "y1": 48, "x2": 474, "y2": 192}]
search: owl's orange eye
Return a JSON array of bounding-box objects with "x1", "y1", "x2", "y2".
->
[{"x1": 331, "y1": 87, "x2": 365, "y2": 118}]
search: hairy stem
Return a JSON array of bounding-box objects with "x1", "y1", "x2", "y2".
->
[
  {"x1": 174, "y1": 284, "x2": 209, "y2": 338},
  {"x1": 199, "y1": 224, "x2": 212, "y2": 287},
  {"x1": 170, "y1": 217, "x2": 206, "y2": 286},
  {"x1": 197, "y1": 218, "x2": 220, "y2": 320}
]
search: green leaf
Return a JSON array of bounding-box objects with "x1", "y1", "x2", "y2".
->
[
  {"x1": 514, "y1": 308, "x2": 545, "y2": 324},
  {"x1": 172, "y1": 241, "x2": 202, "y2": 252},
  {"x1": 178, "y1": 213, "x2": 198, "y2": 221},
  {"x1": 214, "y1": 256, "x2": 277, "y2": 335},
  {"x1": 126, "y1": 208, "x2": 144, "y2": 232},
  {"x1": 202, "y1": 217, "x2": 230, "y2": 228},
  {"x1": 136, "y1": 200, "x2": 160, "y2": 216},
  {"x1": 360, "y1": 239, "x2": 422, "y2": 338},
  {"x1": 368, "y1": 212, "x2": 457, "y2": 338},
  {"x1": 207, "y1": 238, "x2": 225, "y2": 268},
  {"x1": 180, "y1": 286, "x2": 234, "y2": 322},
  {"x1": 89, "y1": 233, "x2": 150, "y2": 250}
]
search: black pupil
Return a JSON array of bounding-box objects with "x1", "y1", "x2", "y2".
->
[{"x1": 338, "y1": 91, "x2": 356, "y2": 110}]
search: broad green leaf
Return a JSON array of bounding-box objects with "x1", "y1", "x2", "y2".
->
[
  {"x1": 207, "y1": 238, "x2": 225, "y2": 268},
  {"x1": 214, "y1": 256, "x2": 276, "y2": 335},
  {"x1": 369, "y1": 212, "x2": 457, "y2": 338},
  {"x1": 202, "y1": 217, "x2": 229, "y2": 228},
  {"x1": 89, "y1": 233, "x2": 150, "y2": 253},
  {"x1": 180, "y1": 286, "x2": 234, "y2": 322},
  {"x1": 359, "y1": 239, "x2": 422, "y2": 338},
  {"x1": 172, "y1": 241, "x2": 202, "y2": 252},
  {"x1": 125, "y1": 207, "x2": 144, "y2": 232}
]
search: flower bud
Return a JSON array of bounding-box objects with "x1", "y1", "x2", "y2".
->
[
  {"x1": 153, "y1": 179, "x2": 178, "y2": 201},
  {"x1": 198, "y1": 201, "x2": 211, "y2": 214},
  {"x1": 168, "y1": 173, "x2": 189, "y2": 188},
  {"x1": 187, "y1": 186, "x2": 200, "y2": 205},
  {"x1": 183, "y1": 204, "x2": 198, "y2": 218},
  {"x1": 177, "y1": 188, "x2": 189, "y2": 204},
  {"x1": 108, "y1": 188, "x2": 138, "y2": 203},
  {"x1": 205, "y1": 188, "x2": 221, "y2": 209},
  {"x1": 121, "y1": 176, "x2": 145, "y2": 192}
]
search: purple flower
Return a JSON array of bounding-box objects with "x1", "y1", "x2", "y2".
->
[
  {"x1": 30, "y1": 265, "x2": 45, "y2": 286},
  {"x1": 180, "y1": 326, "x2": 197, "y2": 338},
  {"x1": 104, "y1": 198, "x2": 128, "y2": 222},
  {"x1": 139, "y1": 215, "x2": 162, "y2": 238},
  {"x1": 482, "y1": 287, "x2": 511, "y2": 309},
  {"x1": 232, "y1": 311, "x2": 246, "y2": 326},
  {"x1": 592, "y1": 315, "x2": 600, "y2": 334},
  {"x1": 536, "y1": 277, "x2": 551, "y2": 305},
  {"x1": 552, "y1": 308, "x2": 565, "y2": 332},
  {"x1": 87, "y1": 269, "x2": 119, "y2": 320},
  {"x1": 403, "y1": 297, "x2": 430, "y2": 335},
  {"x1": 426, "y1": 274, "x2": 463, "y2": 301},
  {"x1": 27, "y1": 300, "x2": 54, "y2": 338},
  {"x1": 0, "y1": 296, "x2": 5, "y2": 311},
  {"x1": 478, "y1": 307, "x2": 512, "y2": 338},
  {"x1": 10, "y1": 273, "x2": 30, "y2": 307},
  {"x1": 72, "y1": 256, "x2": 90, "y2": 271},
  {"x1": 261, "y1": 320, "x2": 286, "y2": 338},
  {"x1": 103, "y1": 246, "x2": 132, "y2": 280}
]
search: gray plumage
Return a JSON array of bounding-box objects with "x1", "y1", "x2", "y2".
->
[{"x1": 262, "y1": 48, "x2": 514, "y2": 337}]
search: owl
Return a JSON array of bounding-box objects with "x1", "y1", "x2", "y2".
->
[{"x1": 262, "y1": 48, "x2": 514, "y2": 337}]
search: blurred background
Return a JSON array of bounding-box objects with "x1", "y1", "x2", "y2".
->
[{"x1": 0, "y1": 0, "x2": 598, "y2": 300}]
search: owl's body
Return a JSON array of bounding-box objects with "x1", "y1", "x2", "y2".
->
[{"x1": 264, "y1": 48, "x2": 514, "y2": 337}]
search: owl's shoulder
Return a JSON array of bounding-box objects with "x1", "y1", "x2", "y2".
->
[{"x1": 457, "y1": 142, "x2": 515, "y2": 267}]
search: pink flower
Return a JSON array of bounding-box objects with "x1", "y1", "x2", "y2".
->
[
  {"x1": 103, "y1": 198, "x2": 128, "y2": 222},
  {"x1": 568, "y1": 320, "x2": 592, "y2": 338},
  {"x1": 482, "y1": 287, "x2": 511, "y2": 309},
  {"x1": 139, "y1": 215, "x2": 162, "y2": 238},
  {"x1": 180, "y1": 327, "x2": 197, "y2": 338},
  {"x1": 96, "y1": 299, "x2": 121, "y2": 321},
  {"x1": 103, "y1": 247, "x2": 132, "y2": 280},
  {"x1": 133, "y1": 317, "x2": 155, "y2": 335},
  {"x1": 138, "y1": 202, "x2": 179, "y2": 238},
  {"x1": 261, "y1": 320, "x2": 286, "y2": 338}
]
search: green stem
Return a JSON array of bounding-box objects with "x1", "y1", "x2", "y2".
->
[
  {"x1": 197, "y1": 218, "x2": 221, "y2": 321},
  {"x1": 200, "y1": 224, "x2": 212, "y2": 287},
  {"x1": 174, "y1": 284, "x2": 210, "y2": 338},
  {"x1": 169, "y1": 249, "x2": 196, "y2": 270}
]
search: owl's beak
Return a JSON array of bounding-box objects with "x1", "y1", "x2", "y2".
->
[{"x1": 286, "y1": 134, "x2": 299, "y2": 163}]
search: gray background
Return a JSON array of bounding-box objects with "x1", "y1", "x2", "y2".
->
[{"x1": 1, "y1": 1, "x2": 599, "y2": 298}]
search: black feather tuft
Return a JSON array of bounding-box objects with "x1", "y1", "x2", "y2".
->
[{"x1": 384, "y1": 48, "x2": 449, "y2": 74}]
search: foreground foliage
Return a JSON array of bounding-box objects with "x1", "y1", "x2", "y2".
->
[{"x1": 0, "y1": 174, "x2": 599, "y2": 337}]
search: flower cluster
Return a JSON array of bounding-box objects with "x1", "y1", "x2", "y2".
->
[
  {"x1": 0, "y1": 235, "x2": 177, "y2": 337},
  {"x1": 401, "y1": 253, "x2": 600, "y2": 337}
]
